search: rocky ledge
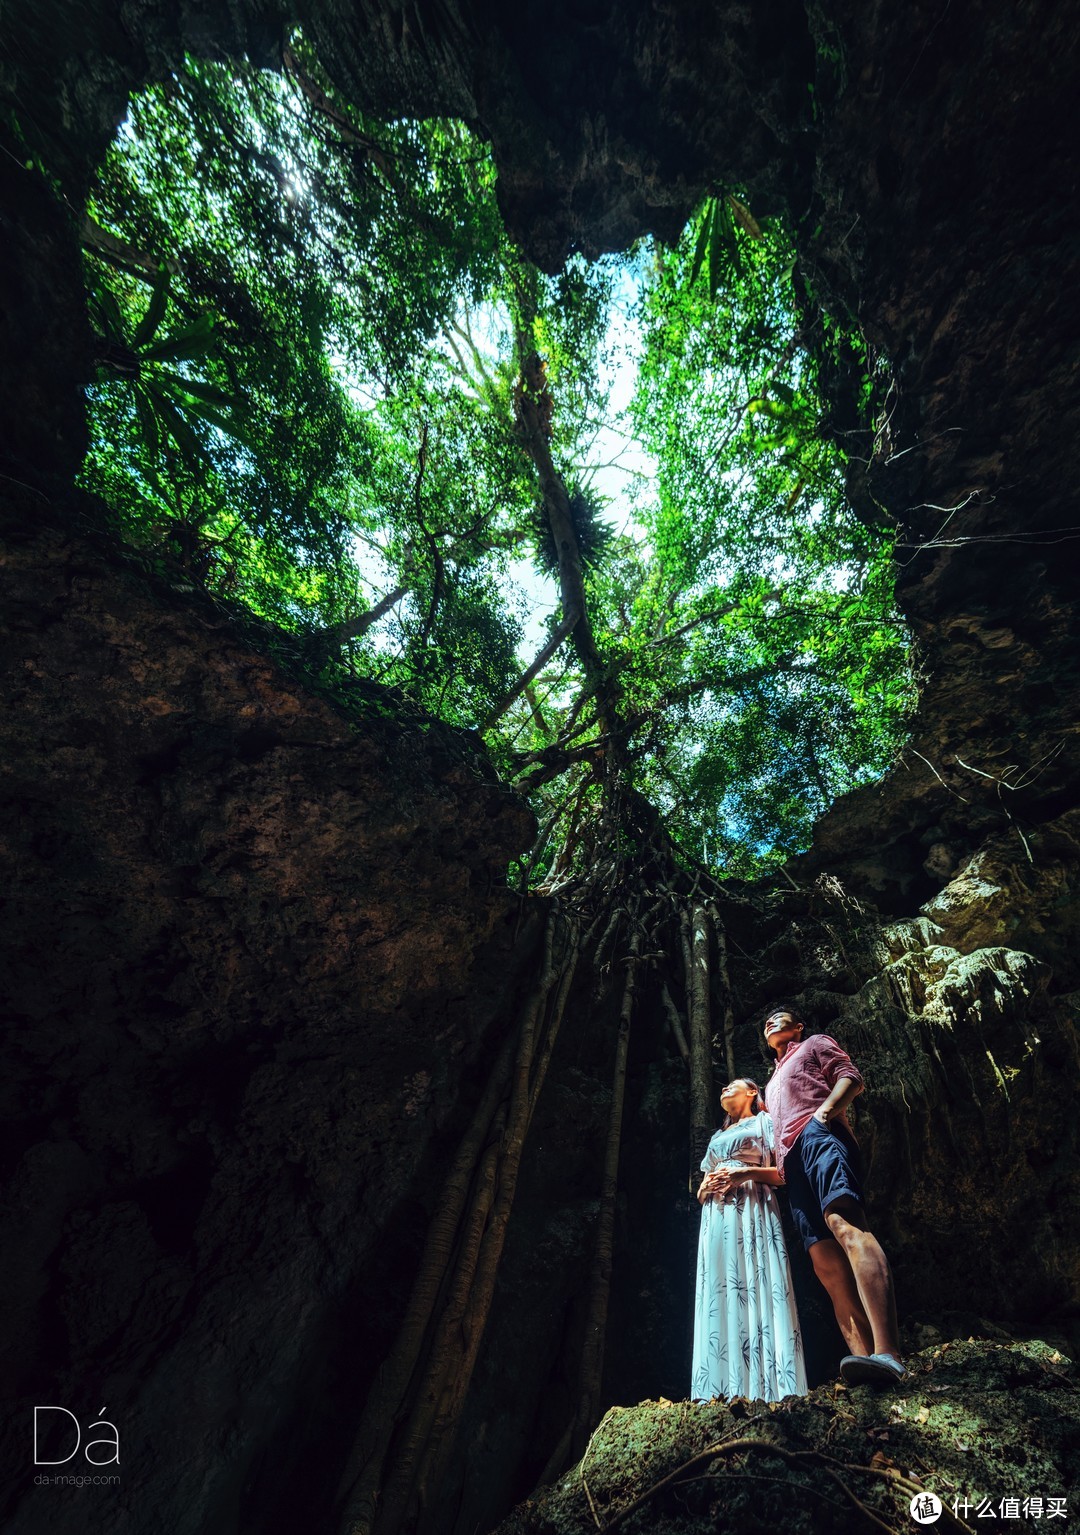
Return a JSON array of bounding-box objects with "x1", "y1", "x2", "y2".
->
[{"x1": 496, "y1": 1336, "x2": 1078, "y2": 1535}]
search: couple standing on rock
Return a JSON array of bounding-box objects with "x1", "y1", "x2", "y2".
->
[{"x1": 691, "y1": 1005, "x2": 904, "y2": 1402}]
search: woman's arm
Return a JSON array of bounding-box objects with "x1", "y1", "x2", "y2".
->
[
  {"x1": 744, "y1": 1166, "x2": 784, "y2": 1186},
  {"x1": 708, "y1": 1164, "x2": 783, "y2": 1197},
  {"x1": 727, "y1": 1166, "x2": 783, "y2": 1187}
]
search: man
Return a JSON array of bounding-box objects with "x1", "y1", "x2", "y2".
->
[{"x1": 760, "y1": 1004, "x2": 904, "y2": 1386}]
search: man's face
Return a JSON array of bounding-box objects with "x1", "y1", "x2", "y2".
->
[{"x1": 763, "y1": 1010, "x2": 802, "y2": 1052}]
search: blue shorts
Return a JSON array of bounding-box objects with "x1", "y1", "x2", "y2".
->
[{"x1": 784, "y1": 1117, "x2": 865, "y2": 1249}]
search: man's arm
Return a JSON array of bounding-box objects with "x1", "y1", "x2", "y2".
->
[{"x1": 812, "y1": 1075, "x2": 864, "y2": 1125}]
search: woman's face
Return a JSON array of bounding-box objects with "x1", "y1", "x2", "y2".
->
[{"x1": 720, "y1": 1080, "x2": 756, "y2": 1119}]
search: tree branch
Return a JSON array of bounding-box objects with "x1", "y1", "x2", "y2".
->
[
  {"x1": 649, "y1": 589, "x2": 780, "y2": 651},
  {"x1": 480, "y1": 607, "x2": 581, "y2": 732},
  {"x1": 657, "y1": 657, "x2": 814, "y2": 710},
  {"x1": 325, "y1": 586, "x2": 408, "y2": 645},
  {"x1": 513, "y1": 342, "x2": 624, "y2": 763},
  {"x1": 82, "y1": 215, "x2": 181, "y2": 281}
]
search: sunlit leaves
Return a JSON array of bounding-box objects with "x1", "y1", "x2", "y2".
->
[
  {"x1": 609, "y1": 197, "x2": 915, "y2": 873},
  {"x1": 87, "y1": 263, "x2": 250, "y2": 471},
  {"x1": 78, "y1": 46, "x2": 914, "y2": 877}
]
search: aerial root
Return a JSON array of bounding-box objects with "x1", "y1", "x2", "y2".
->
[{"x1": 592, "y1": 1434, "x2": 978, "y2": 1535}]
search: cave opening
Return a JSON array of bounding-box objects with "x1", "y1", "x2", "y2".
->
[{"x1": 79, "y1": 39, "x2": 916, "y2": 887}]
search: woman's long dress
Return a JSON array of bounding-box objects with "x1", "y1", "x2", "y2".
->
[{"x1": 691, "y1": 1111, "x2": 807, "y2": 1402}]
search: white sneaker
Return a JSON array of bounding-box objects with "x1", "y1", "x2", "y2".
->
[{"x1": 839, "y1": 1353, "x2": 907, "y2": 1386}]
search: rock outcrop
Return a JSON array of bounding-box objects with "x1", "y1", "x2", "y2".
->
[
  {"x1": 0, "y1": 495, "x2": 536, "y2": 1533},
  {"x1": 494, "y1": 1338, "x2": 1079, "y2": 1535}
]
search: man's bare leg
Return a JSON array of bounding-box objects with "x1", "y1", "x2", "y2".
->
[
  {"x1": 823, "y1": 1197, "x2": 901, "y2": 1360},
  {"x1": 808, "y1": 1236, "x2": 875, "y2": 1355}
]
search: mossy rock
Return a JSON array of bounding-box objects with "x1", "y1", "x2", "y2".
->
[{"x1": 496, "y1": 1339, "x2": 1078, "y2": 1535}]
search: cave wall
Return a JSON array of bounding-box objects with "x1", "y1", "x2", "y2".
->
[
  {"x1": 797, "y1": 0, "x2": 1080, "y2": 902},
  {"x1": 726, "y1": 856, "x2": 1080, "y2": 1318},
  {"x1": 2, "y1": 2, "x2": 1080, "y2": 1534},
  {"x1": 0, "y1": 497, "x2": 538, "y2": 1533},
  {"x1": 747, "y1": 0, "x2": 1080, "y2": 1341}
]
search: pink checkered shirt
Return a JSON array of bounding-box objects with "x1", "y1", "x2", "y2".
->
[{"x1": 764, "y1": 1034, "x2": 863, "y2": 1179}]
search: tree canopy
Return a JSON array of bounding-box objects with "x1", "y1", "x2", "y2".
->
[{"x1": 78, "y1": 35, "x2": 915, "y2": 882}]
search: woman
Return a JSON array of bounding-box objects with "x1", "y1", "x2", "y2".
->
[{"x1": 691, "y1": 1078, "x2": 807, "y2": 1402}]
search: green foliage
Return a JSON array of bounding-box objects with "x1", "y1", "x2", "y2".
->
[
  {"x1": 77, "y1": 40, "x2": 914, "y2": 880},
  {"x1": 529, "y1": 487, "x2": 613, "y2": 579},
  {"x1": 607, "y1": 203, "x2": 915, "y2": 875},
  {"x1": 88, "y1": 264, "x2": 251, "y2": 472},
  {"x1": 80, "y1": 44, "x2": 514, "y2": 656}
]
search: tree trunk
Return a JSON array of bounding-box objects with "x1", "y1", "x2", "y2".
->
[
  {"x1": 687, "y1": 901, "x2": 715, "y2": 1181},
  {"x1": 529, "y1": 923, "x2": 581, "y2": 1125},
  {"x1": 715, "y1": 908, "x2": 737, "y2": 1081},
  {"x1": 411, "y1": 928, "x2": 580, "y2": 1523},
  {"x1": 334, "y1": 1028, "x2": 517, "y2": 1535},
  {"x1": 660, "y1": 979, "x2": 690, "y2": 1062},
  {"x1": 568, "y1": 925, "x2": 641, "y2": 1463},
  {"x1": 337, "y1": 916, "x2": 557, "y2": 1535}
]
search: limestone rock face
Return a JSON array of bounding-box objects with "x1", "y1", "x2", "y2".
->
[
  {"x1": 921, "y1": 828, "x2": 1080, "y2": 990},
  {"x1": 0, "y1": 499, "x2": 537, "y2": 1534},
  {"x1": 721, "y1": 860, "x2": 1079, "y2": 1342}
]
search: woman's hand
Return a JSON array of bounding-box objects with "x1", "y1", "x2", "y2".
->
[
  {"x1": 697, "y1": 1171, "x2": 720, "y2": 1204},
  {"x1": 698, "y1": 1167, "x2": 748, "y2": 1202}
]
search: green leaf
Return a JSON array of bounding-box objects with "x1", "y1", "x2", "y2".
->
[
  {"x1": 708, "y1": 204, "x2": 725, "y2": 300},
  {"x1": 145, "y1": 386, "x2": 209, "y2": 465},
  {"x1": 131, "y1": 264, "x2": 170, "y2": 349},
  {"x1": 88, "y1": 280, "x2": 127, "y2": 344},
  {"x1": 177, "y1": 396, "x2": 257, "y2": 450},
  {"x1": 727, "y1": 193, "x2": 762, "y2": 240},
  {"x1": 156, "y1": 372, "x2": 243, "y2": 410},
  {"x1": 710, "y1": 199, "x2": 739, "y2": 296},
  {"x1": 141, "y1": 312, "x2": 216, "y2": 361},
  {"x1": 689, "y1": 199, "x2": 714, "y2": 290},
  {"x1": 131, "y1": 381, "x2": 161, "y2": 461}
]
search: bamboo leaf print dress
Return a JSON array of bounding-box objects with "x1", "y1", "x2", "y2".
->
[{"x1": 691, "y1": 1111, "x2": 807, "y2": 1402}]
